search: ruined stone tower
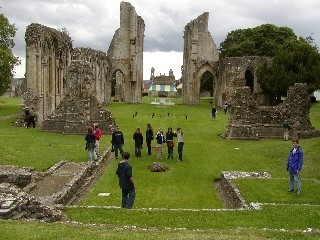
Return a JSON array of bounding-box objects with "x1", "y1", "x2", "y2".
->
[
  {"x1": 107, "y1": 1, "x2": 145, "y2": 103},
  {"x1": 182, "y1": 12, "x2": 219, "y2": 104}
]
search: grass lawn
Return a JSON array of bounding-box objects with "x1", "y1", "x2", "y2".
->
[{"x1": 1, "y1": 96, "x2": 320, "y2": 239}]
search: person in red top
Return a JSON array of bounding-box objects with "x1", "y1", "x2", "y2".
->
[{"x1": 93, "y1": 124, "x2": 102, "y2": 157}]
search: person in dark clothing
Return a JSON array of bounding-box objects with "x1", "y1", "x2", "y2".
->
[
  {"x1": 24, "y1": 107, "x2": 30, "y2": 127},
  {"x1": 165, "y1": 127, "x2": 175, "y2": 159},
  {"x1": 155, "y1": 128, "x2": 165, "y2": 160},
  {"x1": 145, "y1": 123, "x2": 154, "y2": 155},
  {"x1": 223, "y1": 103, "x2": 228, "y2": 114},
  {"x1": 26, "y1": 107, "x2": 36, "y2": 128},
  {"x1": 116, "y1": 152, "x2": 135, "y2": 209},
  {"x1": 133, "y1": 127, "x2": 143, "y2": 157},
  {"x1": 85, "y1": 127, "x2": 97, "y2": 161},
  {"x1": 212, "y1": 106, "x2": 217, "y2": 120},
  {"x1": 112, "y1": 126, "x2": 124, "y2": 159}
]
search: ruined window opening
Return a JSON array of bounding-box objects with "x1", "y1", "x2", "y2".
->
[{"x1": 245, "y1": 69, "x2": 254, "y2": 93}]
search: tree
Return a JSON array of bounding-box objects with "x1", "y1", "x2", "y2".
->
[
  {"x1": 200, "y1": 71, "x2": 214, "y2": 96},
  {"x1": 220, "y1": 24, "x2": 320, "y2": 96},
  {"x1": 0, "y1": 13, "x2": 20, "y2": 96},
  {"x1": 219, "y1": 24, "x2": 297, "y2": 58},
  {"x1": 257, "y1": 38, "x2": 320, "y2": 95}
]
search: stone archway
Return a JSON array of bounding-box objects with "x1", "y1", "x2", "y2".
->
[
  {"x1": 200, "y1": 70, "x2": 214, "y2": 97},
  {"x1": 245, "y1": 67, "x2": 254, "y2": 93},
  {"x1": 111, "y1": 70, "x2": 125, "y2": 102}
]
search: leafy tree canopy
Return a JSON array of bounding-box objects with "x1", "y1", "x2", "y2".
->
[
  {"x1": 257, "y1": 38, "x2": 320, "y2": 95},
  {"x1": 0, "y1": 13, "x2": 20, "y2": 96},
  {"x1": 219, "y1": 24, "x2": 297, "y2": 58}
]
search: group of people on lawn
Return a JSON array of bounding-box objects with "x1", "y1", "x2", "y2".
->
[
  {"x1": 85, "y1": 120, "x2": 303, "y2": 209},
  {"x1": 109, "y1": 123, "x2": 184, "y2": 161}
]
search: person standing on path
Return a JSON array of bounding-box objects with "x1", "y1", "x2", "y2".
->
[
  {"x1": 287, "y1": 139, "x2": 303, "y2": 195},
  {"x1": 112, "y1": 126, "x2": 125, "y2": 159},
  {"x1": 145, "y1": 123, "x2": 154, "y2": 155},
  {"x1": 116, "y1": 152, "x2": 136, "y2": 209}
]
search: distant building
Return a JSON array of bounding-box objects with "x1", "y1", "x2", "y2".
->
[{"x1": 2, "y1": 78, "x2": 24, "y2": 97}]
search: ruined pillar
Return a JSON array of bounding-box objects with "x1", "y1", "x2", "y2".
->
[{"x1": 182, "y1": 12, "x2": 219, "y2": 105}]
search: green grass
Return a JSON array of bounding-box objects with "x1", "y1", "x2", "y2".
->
[
  {"x1": 1, "y1": 97, "x2": 320, "y2": 239},
  {"x1": 0, "y1": 97, "x2": 22, "y2": 116}
]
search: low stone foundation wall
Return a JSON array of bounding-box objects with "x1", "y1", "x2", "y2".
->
[
  {"x1": 216, "y1": 171, "x2": 271, "y2": 209},
  {"x1": 0, "y1": 165, "x2": 35, "y2": 187},
  {"x1": 0, "y1": 148, "x2": 112, "y2": 221}
]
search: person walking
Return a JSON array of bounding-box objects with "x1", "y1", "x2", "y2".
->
[
  {"x1": 223, "y1": 103, "x2": 228, "y2": 114},
  {"x1": 146, "y1": 123, "x2": 154, "y2": 155},
  {"x1": 93, "y1": 124, "x2": 102, "y2": 157},
  {"x1": 112, "y1": 126, "x2": 124, "y2": 159},
  {"x1": 85, "y1": 127, "x2": 97, "y2": 161},
  {"x1": 116, "y1": 152, "x2": 136, "y2": 209},
  {"x1": 165, "y1": 127, "x2": 175, "y2": 159},
  {"x1": 287, "y1": 139, "x2": 303, "y2": 195},
  {"x1": 133, "y1": 127, "x2": 143, "y2": 157},
  {"x1": 212, "y1": 106, "x2": 217, "y2": 120},
  {"x1": 175, "y1": 127, "x2": 184, "y2": 161},
  {"x1": 155, "y1": 128, "x2": 165, "y2": 160}
]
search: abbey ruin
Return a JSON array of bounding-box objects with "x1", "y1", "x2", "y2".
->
[{"x1": 19, "y1": 1, "x2": 318, "y2": 138}]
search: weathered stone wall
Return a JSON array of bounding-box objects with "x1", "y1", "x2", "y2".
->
[
  {"x1": 24, "y1": 23, "x2": 73, "y2": 125},
  {"x1": 222, "y1": 83, "x2": 320, "y2": 139},
  {"x1": 0, "y1": 166, "x2": 34, "y2": 188},
  {"x1": 215, "y1": 57, "x2": 273, "y2": 107},
  {"x1": 72, "y1": 47, "x2": 111, "y2": 104},
  {"x1": 182, "y1": 12, "x2": 219, "y2": 105},
  {"x1": 107, "y1": 1, "x2": 145, "y2": 103},
  {"x1": 41, "y1": 60, "x2": 115, "y2": 134},
  {"x1": 0, "y1": 183, "x2": 64, "y2": 222}
]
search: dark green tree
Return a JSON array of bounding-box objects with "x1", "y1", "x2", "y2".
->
[
  {"x1": 257, "y1": 38, "x2": 320, "y2": 95},
  {"x1": 219, "y1": 24, "x2": 297, "y2": 58},
  {"x1": 0, "y1": 13, "x2": 20, "y2": 96},
  {"x1": 200, "y1": 71, "x2": 214, "y2": 96}
]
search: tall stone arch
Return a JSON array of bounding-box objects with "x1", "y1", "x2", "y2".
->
[
  {"x1": 107, "y1": 2, "x2": 145, "y2": 103},
  {"x1": 182, "y1": 12, "x2": 219, "y2": 104}
]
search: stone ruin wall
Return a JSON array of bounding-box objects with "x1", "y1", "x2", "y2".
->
[
  {"x1": 214, "y1": 56, "x2": 273, "y2": 107},
  {"x1": 20, "y1": 2, "x2": 144, "y2": 131},
  {"x1": 72, "y1": 47, "x2": 111, "y2": 104},
  {"x1": 107, "y1": 1, "x2": 145, "y2": 103},
  {"x1": 222, "y1": 83, "x2": 320, "y2": 139},
  {"x1": 24, "y1": 23, "x2": 73, "y2": 125},
  {"x1": 41, "y1": 60, "x2": 115, "y2": 134},
  {"x1": 182, "y1": 12, "x2": 219, "y2": 105}
]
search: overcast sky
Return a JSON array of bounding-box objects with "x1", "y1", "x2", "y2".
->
[{"x1": 1, "y1": 0, "x2": 320, "y2": 80}]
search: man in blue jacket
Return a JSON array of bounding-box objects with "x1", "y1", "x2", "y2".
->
[{"x1": 287, "y1": 139, "x2": 303, "y2": 195}]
